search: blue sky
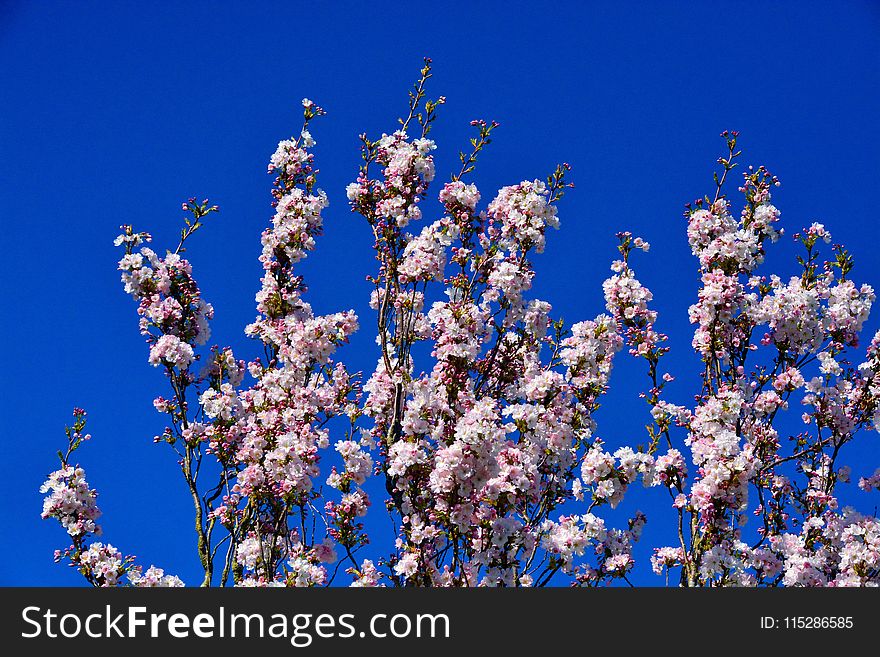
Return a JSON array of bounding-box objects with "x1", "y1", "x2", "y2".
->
[{"x1": 1, "y1": 1, "x2": 878, "y2": 586}]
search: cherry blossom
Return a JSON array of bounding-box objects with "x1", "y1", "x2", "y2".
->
[{"x1": 42, "y1": 67, "x2": 879, "y2": 588}]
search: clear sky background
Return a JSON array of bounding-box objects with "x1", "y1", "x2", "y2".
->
[{"x1": 1, "y1": 1, "x2": 878, "y2": 586}]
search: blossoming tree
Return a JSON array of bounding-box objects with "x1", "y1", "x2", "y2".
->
[{"x1": 42, "y1": 60, "x2": 880, "y2": 587}]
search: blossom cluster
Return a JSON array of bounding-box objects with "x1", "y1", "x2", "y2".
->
[
  {"x1": 347, "y1": 65, "x2": 643, "y2": 587},
  {"x1": 41, "y1": 411, "x2": 184, "y2": 587}
]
